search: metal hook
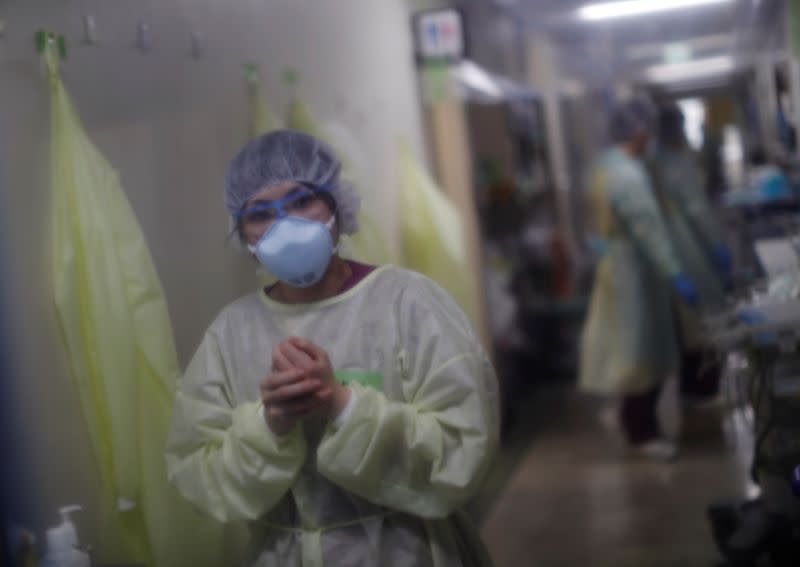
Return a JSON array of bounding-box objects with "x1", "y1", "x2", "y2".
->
[
  {"x1": 243, "y1": 63, "x2": 259, "y2": 86},
  {"x1": 83, "y1": 13, "x2": 98, "y2": 45},
  {"x1": 34, "y1": 29, "x2": 67, "y2": 59},
  {"x1": 136, "y1": 19, "x2": 152, "y2": 53},
  {"x1": 190, "y1": 31, "x2": 205, "y2": 59}
]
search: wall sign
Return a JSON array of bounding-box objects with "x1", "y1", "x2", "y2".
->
[{"x1": 412, "y1": 8, "x2": 466, "y2": 64}]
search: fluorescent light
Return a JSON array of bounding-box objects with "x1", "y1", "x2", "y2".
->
[
  {"x1": 677, "y1": 98, "x2": 705, "y2": 149},
  {"x1": 626, "y1": 33, "x2": 733, "y2": 60},
  {"x1": 645, "y1": 55, "x2": 735, "y2": 83},
  {"x1": 664, "y1": 43, "x2": 693, "y2": 64},
  {"x1": 579, "y1": 0, "x2": 732, "y2": 21},
  {"x1": 456, "y1": 60, "x2": 503, "y2": 98}
]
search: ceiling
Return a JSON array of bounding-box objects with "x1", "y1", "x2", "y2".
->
[{"x1": 460, "y1": 0, "x2": 786, "y2": 88}]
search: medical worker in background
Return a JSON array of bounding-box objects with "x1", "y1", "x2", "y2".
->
[
  {"x1": 649, "y1": 103, "x2": 731, "y2": 405},
  {"x1": 580, "y1": 99, "x2": 697, "y2": 461}
]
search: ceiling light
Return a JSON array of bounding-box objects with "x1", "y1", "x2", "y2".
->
[
  {"x1": 456, "y1": 60, "x2": 504, "y2": 99},
  {"x1": 664, "y1": 43, "x2": 693, "y2": 64},
  {"x1": 644, "y1": 55, "x2": 735, "y2": 83},
  {"x1": 578, "y1": 0, "x2": 732, "y2": 21},
  {"x1": 626, "y1": 33, "x2": 733, "y2": 60}
]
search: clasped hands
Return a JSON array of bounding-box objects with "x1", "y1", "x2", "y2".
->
[{"x1": 261, "y1": 337, "x2": 350, "y2": 435}]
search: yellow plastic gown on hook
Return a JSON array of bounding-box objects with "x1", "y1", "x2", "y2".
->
[
  {"x1": 246, "y1": 69, "x2": 284, "y2": 287},
  {"x1": 396, "y1": 141, "x2": 480, "y2": 330},
  {"x1": 45, "y1": 47, "x2": 234, "y2": 567},
  {"x1": 247, "y1": 70, "x2": 281, "y2": 139},
  {"x1": 286, "y1": 99, "x2": 393, "y2": 265}
]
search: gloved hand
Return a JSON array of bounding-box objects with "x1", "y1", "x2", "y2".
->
[
  {"x1": 672, "y1": 273, "x2": 698, "y2": 306},
  {"x1": 737, "y1": 309, "x2": 778, "y2": 345},
  {"x1": 736, "y1": 309, "x2": 767, "y2": 326},
  {"x1": 586, "y1": 235, "x2": 608, "y2": 258},
  {"x1": 712, "y1": 244, "x2": 733, "y2": 279}
]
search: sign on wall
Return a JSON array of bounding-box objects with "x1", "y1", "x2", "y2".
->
[{"x1": 412, "y1": 8, "x2": 466, "y2": 64}]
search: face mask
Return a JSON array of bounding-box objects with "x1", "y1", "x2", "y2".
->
[{"x1": 248, "y1": 216, "x2": 337, "y2": 288}]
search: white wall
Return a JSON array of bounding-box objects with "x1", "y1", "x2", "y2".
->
[{"x1": 0, "y1": 0, "x2": 431, "y2": 556}]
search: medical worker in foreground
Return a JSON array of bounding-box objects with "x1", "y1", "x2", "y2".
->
[
  {"x1": 166, "y1": 129, "x2": 499, "y2": 566},
  {"x1": 649, "y1": 103, "x2": 731, "y2": 404},
  {"x1": 580, "y1": 99, "x2": 697, "y2": 461}
]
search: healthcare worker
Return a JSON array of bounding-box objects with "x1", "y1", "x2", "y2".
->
[
  {"x1": 649, "y1": 103, "x2": 731, "y2": 403},
  {"x1": 579, "y1": 98, "x2": 697, "y2": 461},
  {"x1": 166, "y1": 129, "x2": 499, "y2": 566}
]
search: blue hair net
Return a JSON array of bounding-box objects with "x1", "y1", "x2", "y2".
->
[
  {"x1": 609, "y1": 97, "x2": 657, "y2": 144},
  {"x1": 225, "y1": 129, "x2": 360, "y2": 235}
]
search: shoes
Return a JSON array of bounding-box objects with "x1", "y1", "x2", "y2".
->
[
  {"x1": 599, "y1": 407, "x2": 679, "y2": 460},
  {"x1": 630, "y1": 438, "x2": 679, "y2": 461}
]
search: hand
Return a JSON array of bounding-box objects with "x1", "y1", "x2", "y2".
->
[
  {"x1": 737, "y1": 308, "x2": 767, "y2": 326},
  {"x1": 262, "y1": 339, "x2": 336, "y2": 434},
  {"x1": 271, "y1": 340, "x2": 313, "y2": 373},
  {"x1": 260, "y1": 367, "x2": 330, "y2": 435},
  {"x1": 672, "y1": 273, "x2": 698, "y2": 307},
  {"x1": 283, "y1": 337, "x2": 351, "y2": 421}
]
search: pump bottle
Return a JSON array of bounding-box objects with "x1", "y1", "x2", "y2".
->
[{"x1": 40, "y1": 506, "x2": 90, "y2": 567}]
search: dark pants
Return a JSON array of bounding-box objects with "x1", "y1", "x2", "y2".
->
[
  {"x1": 620, "y1": 384, "x2": 663, "y2": 445},
  {"x1": 620, "y1": 350, "x2": 721, "y2": 445}
]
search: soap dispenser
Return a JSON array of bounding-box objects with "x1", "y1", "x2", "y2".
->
[{"x1": 40, "y1": 506, "x2": 90, "y2": 567}]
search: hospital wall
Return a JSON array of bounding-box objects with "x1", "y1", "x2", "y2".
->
[{"x1": 0, "y1": 0, "x2": 445, "y2": 556}]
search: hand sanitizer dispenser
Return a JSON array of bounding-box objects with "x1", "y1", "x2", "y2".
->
[{"x1": 41, "y1": 505, "x2": 90, "y2": 567}]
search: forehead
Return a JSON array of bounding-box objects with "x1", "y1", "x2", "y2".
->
[{"x1": 248, "y1": 181, "x2": 304, "y2": 204}]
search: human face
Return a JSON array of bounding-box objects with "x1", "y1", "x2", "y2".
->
[{"x1": 237, "y1": 181, "x2": 336, "y2": 246}]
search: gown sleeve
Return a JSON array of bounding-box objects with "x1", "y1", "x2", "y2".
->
[
  {"x1": 166, "y1": 327, "x2": 307, "y2": 523},
  {"x1": 317, "y1": 274, "x2": 500, "y2": 519}
]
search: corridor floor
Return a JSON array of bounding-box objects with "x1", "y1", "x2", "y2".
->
[{"x1": 476, "y1": 383, "x2": 754, "y2": 566}]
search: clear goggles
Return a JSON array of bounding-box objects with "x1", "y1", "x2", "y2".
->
[{"x1": 234, "y1": 182, "x2": 335, "y2": 225}]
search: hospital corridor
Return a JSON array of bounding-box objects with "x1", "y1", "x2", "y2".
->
[{"x1": 1, "y1": 1, "x2": 799, "y2": 566}]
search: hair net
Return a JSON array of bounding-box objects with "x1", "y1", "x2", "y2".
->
[
  {"x1": 225, "y1": 129, "x2": 360, "y2": 235},
  {"x1": 609, "y1": 97, "x2": 657, "y2": 144},
  {"x1": 658, "y1": 103, "x2": 686, "y2": 146}
]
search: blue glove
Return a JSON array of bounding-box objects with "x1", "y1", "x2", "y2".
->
[
  {"x1": 672, "y1": 273, "x2": 698, "y2": 306},
  {"x1": 712, "y1": 244, "x2": 733, "y2": 279},
  {"x1": 586, "y1": 235, "x2": 608, "y2": 258},
  {"x1": 737, "y1": 309, "x2": 778, "y2": 345},
  {"x1": 737, "y1": 309, "x2": 767, "y2": 326}
]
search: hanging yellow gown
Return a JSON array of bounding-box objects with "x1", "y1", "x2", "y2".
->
[
  {"x1": 248, "y1": 74, "x2": 281, "y2": 139},
  {"x1": 46, "y1": 44, "x2": 238, "y2": 567},
  {"x1": 396, "y1": 141, "x2": 481, "y2": 331},
  {"x1": 286, "y1": 99, "x2": 393, "y2": 265}
]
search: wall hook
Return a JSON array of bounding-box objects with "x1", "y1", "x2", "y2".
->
[
  {"x1": 136, "y1": 19, "x2": 152, "y2": 53},
  {"x1": 83, "y1": 13, "x2": 98, "y2": 45},
  {"x1": 190, "y1": 31, "x2": 205, "y2": 59},
  {"x1": 35, "y1": 29, "x2": 67, "y2": 59}
]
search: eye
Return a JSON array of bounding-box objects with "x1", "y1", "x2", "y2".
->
[
  {"x1": 287, "y1": 192, "x2": 316, "y2": 211},
  {"x1": 242, "y1": 207, "x2": 276, "y2": 224}
]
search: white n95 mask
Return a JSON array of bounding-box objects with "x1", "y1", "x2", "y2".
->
[{"x1": 248, "y1": 216, "x2": 336, "y2": 288}]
